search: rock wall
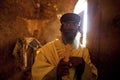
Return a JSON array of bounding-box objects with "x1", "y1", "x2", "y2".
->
[
  {"x1": 0, "y1": 0, "x2": 77, "y2": 79},
  {"x1": 87, "y1": 0, "x2": 120, "y2": 80}
]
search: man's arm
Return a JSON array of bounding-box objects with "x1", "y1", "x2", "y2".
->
[
  {"x1": 32, "y1": 49, "x2": 55, "y2": 80},
  {"x1": 42, "y1": 67, "x2": 57, "y2": 80},
  {"x1": 82, "y1": 48, "x2": 98, "y2": 80}
]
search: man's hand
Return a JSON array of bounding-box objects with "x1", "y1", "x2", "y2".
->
[
  {"x1": 69, "y1": 56, "x2": 84, "y2": 68},
  {"x1": 57, "y1": 59, "x2": 70, "y2": 77}
]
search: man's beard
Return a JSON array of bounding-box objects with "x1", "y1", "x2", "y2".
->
[
  {"x1": 64, "y1": 32, "x2": 81, "y2": 49},
  {"x1": 63, "y1": 33, "x2": 75, "y2": 44},
  {"x1": 62, "y1": 31, "x2": 81, "y2": 47}
]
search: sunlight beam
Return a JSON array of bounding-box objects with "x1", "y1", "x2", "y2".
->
[{"x1": 74, "y1": 0, "x2": 87, "y2": 47}]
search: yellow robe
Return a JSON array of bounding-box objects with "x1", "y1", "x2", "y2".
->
[{"x1": 32, "y1": 39, "x2": 98, "y2": 80}]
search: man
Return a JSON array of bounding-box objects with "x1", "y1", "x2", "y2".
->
[{"x1": 32, "y1": 13, "x2": 98, "y2": 80}]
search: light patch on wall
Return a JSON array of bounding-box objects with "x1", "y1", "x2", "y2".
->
[
  {"x1": 23, "y1": 18, "x2": 39, "y2": 35},
  {"x1": 74, "y1": 0, "x2": 87, "y2": 47}
]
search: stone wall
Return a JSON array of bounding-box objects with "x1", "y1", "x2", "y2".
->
[
  {"x1": 0, "y1": 0, "x2": 77, "y2": 79},
  {"x1": 87, "y1": 0, "x2": 120, "y2": 80}
]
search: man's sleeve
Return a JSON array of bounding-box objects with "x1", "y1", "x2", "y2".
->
[
  {"x1": 42, "y1": 67, "x2": 57, "y2": 80},
  {"x1": 31, "y1": 49, "x2": 55, "y2": 80},
  {"x1": 82, "y1": 48, "x2": 98, "y2": 80}
]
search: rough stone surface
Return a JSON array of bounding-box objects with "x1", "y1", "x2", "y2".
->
[{"x1": 0, "y1": 0, "x2": 77, "y2": 79}]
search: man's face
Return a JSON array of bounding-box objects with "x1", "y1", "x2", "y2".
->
[{"x1": 61, "y1": 22, "x2": 79, "y2": 44}]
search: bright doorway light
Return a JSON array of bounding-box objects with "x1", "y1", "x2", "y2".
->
[{"x1": 74, "y1": 0, "x2": 87, "y2": 47}]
